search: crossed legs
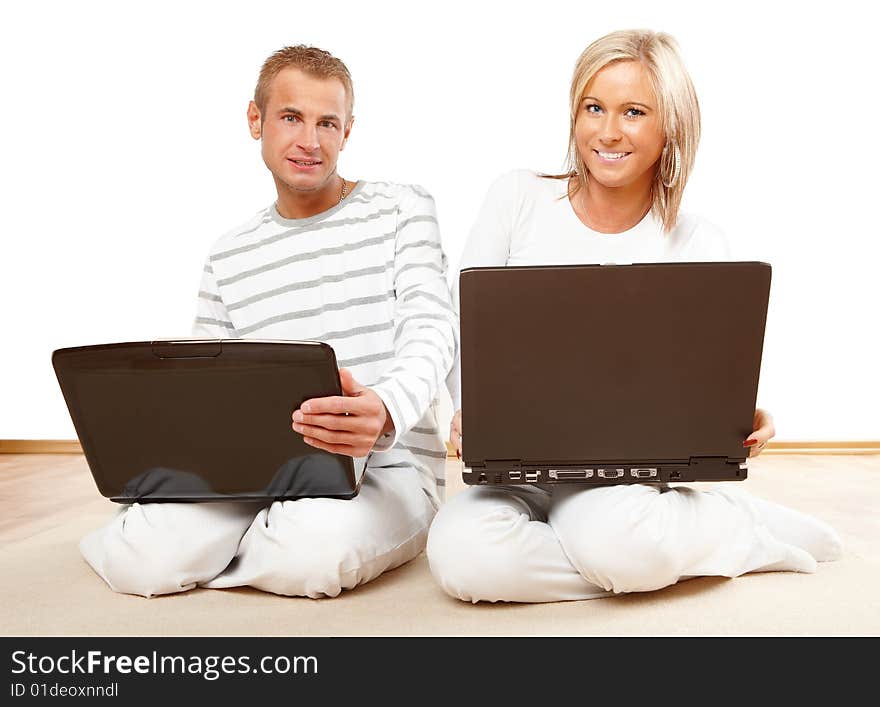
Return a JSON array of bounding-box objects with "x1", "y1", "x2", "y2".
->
[
  {"x1": 80, "y1": 466, "x2": 436, "y2": 598},
  {"x1": 427, "y1": 483, "x2": 841, "y2": 602}
]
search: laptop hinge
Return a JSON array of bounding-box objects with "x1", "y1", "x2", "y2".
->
[
  {"x1": 485, "y1": 459, "x2": 522, "y2": 471},
  {"x1": 689, "y1": 456, "x2": 745, "y2": 468}
]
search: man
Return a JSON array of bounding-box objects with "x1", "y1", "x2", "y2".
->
[{"x1": 79, "y1": 46, "x2": 456, "y2": 598}]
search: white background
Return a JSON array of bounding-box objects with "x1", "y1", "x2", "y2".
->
[{"x1": 1, "y1": 0, "x2": 878, "y2": 440}]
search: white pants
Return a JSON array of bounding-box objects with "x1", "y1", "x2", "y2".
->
[
  {"x1": 80, "y1": 466, "x2": 437, "y2": 598},
  {"x1": 426, "y1": 483, "x2": 842, "y2": 603}
]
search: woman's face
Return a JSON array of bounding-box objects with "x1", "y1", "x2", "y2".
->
[{"x1": 574, "y1": 60, "x2": 666, "y2": 192}]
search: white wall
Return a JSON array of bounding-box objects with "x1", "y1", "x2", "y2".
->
[{"x1": 1, "y1": 0, "x2": 878, "y2": 440}]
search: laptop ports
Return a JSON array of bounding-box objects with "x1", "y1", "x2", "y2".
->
[
  {"x1": 597, "y1": 468, "x2": 624, "y2": 479},
  {"x1": 630, "y1": 468, "x2": 658, "y2": 479},
  {"x1": 548, "y1": 469, "x2": 594, "y2": 480},
  {"x1": 508, "y1": 471, "x2": 522, "y2": 481},
  {"x1": 525, "y1": 471, "x2": 540, "y2": 483}
]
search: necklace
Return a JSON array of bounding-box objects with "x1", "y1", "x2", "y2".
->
[{"x1": 276, "y1": 177, "x2": 349, "y2": 218}]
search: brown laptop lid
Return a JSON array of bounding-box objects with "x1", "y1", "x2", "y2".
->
[
  {"x1": 52, "y1": 340, "x2": 362, "y2": 502},
  {"x1": 460, "y1": 262, "x2": 771, "y2": 469}
]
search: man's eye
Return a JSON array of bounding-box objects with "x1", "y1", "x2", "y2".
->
[
  {"x1": 319, "y1": 121, "x2": 337, "y2": 129},
  {"x1": 283, "y1": 115, "x2": 300, "y2": 122}
]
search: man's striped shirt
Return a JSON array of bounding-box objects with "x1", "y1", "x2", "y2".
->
[{"x1": 193, "y1": 181, "x2": 457, "y2": 502}]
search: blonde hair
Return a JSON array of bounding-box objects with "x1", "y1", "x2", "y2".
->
[
  {"x1": 553, "y1": 30, "x2": 700, "y2": 232},
  {"x1": 254, "y1": 45, "x2": 354, "y2": 118}
]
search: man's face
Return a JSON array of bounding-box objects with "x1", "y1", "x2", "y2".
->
[{"x1": 248, "y1": 67, "x2": 352, "y2": 195}]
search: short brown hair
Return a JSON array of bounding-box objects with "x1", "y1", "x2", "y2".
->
[{"x1": 254, "y1": 45, "x2": 354, "y2": 118}]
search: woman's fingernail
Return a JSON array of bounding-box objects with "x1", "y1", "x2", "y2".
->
[{"x1": 743, "y1": 439, "x2": 758, "y2": 447}]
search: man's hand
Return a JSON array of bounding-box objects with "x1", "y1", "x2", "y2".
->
[
  {"x1": 743, "y1": 408, "x2": 775, "y2": 458},
  {"x1": 291, "y1": 368, "x2": 395, "y2": 458},
  {"x1": 450, "y1": 409, "x2": 462, "y2": 459}
]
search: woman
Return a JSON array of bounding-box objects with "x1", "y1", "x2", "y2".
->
[{"x1": 426, "y1": 30, "x2": 842, "y2": 603}]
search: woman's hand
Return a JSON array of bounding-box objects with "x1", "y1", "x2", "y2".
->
[
  {"x1": 450, "y1": 409, "x2": 463, "y2": 459},
  {"x1": 744, "y1": 408, "x2": 775, "y2": 457}
]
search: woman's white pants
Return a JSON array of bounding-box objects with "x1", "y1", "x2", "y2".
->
[{"x1": 426, "y1": 483, "x2": 842, "y2": 603}]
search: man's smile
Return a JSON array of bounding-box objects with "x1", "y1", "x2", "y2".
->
[{"x1": 288, "y1": 157, "x2": 323, "y2": 170}]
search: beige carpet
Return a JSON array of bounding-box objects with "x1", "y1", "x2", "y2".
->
[{"x1": 1, "y1": 454, "x2": 877, "y2": 636}]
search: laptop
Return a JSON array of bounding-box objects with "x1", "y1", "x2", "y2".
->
[
  {"x1": 52, "y1": 339, "x2": 367, "y2": 502},
  {"x1": 459, "y1": 262, "x2": 771, "y2": 485}
]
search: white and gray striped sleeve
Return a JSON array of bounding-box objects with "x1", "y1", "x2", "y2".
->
[
  {"x1": 370, "y1": 186, "x2": 457, "y2": 447},
  {"x1": 192, "y1": 259, "x2": 236, "y2": 337}
]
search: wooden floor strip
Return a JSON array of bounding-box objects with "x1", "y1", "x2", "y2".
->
[
  {"x1": 0, "y1": 440, "x2": 83, "y2": 454},
  {"x1": 2, "y1": 439, "x2": 878, "y2": 457}
]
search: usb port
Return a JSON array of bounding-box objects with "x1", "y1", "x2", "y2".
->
[
  {"x1": 525, "y1": 471, "x2": 540, "y2": 483},
  {"x1": 597, "y1": 468, "x2": 624, "y2": 479},
  {"x1": 631, "y1": 468, "x2": 658, "y2": 479},
  {"x1": 549, "y1": 469, "x2": 594, "y2": 480},
  {"x1": 508, "y1": 471, "x2": 522, "y2": 481}
]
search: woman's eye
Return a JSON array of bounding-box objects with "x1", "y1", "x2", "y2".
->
[
  {"x1": 584, "y1": 103, "x2": 602, "y2": 114},
  {"x1": 625, "y1": 108, "x2": 645, "y2": 117}
]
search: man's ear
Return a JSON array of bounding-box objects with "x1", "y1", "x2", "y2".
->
[
  {"x1": 247, "y1": 101, "x2": 262, "y2": 140},
  {"x1": 340, "y1": 116, "x2": 354, "y2": 151}
]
